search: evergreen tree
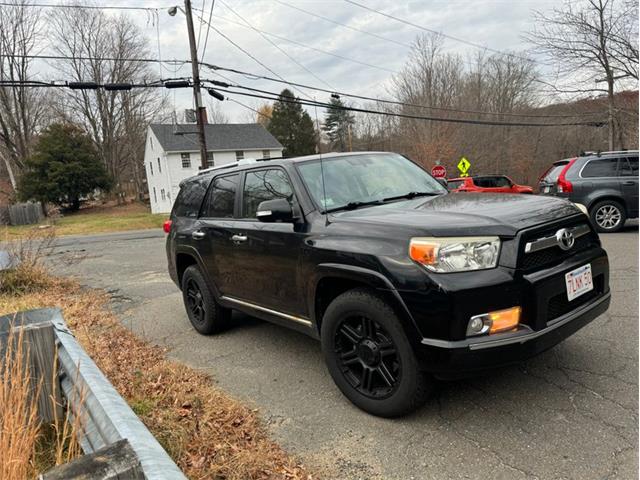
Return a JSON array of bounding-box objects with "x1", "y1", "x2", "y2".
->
[
  {"x1": 322, "y1": 97, "x2": 355, "y2": 152},
  {"x1": 267, "y1": 89, "x2": 317, "y2": 157},
  {"x1": 18, "y1": 123, "x2": 112, "y2": 211}
]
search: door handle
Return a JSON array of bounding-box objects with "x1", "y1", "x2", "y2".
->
[
  {"x1": 191, "y1": 230, "x2": 206, "y2": 240},
  {"x1": 231, "y1": 234, "x2": 248, "y2": 243},
  {"x1": 622, "y1": 181, "x2": 636, "y2": 186}
]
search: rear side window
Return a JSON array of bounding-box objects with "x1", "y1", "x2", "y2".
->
[
  {"x1": 542, "y1": 162, "x2": 568, "y2": 182},
  {"x1": 581, "y1": 158, "x2": 618, "y2": 178},
  {"x1": 201, "y1": 174, "x2": 239, "y2": 218},
  {"x1": 448, "y1": 180, "x2": 464, "y2": 190},
  {"x1": 172, "y1": 176, "x2": 211, "y2": 218},
  {"x1": 242, "y1": 169, "x2": 294, "y2": 218},
  {"x1": 620, "y1": 157, "x2": 639, "y2": 176}
]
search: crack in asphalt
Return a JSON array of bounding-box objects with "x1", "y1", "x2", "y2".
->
[{"x1": 436, "y1": 396, "x2": 538, "y2": 479}]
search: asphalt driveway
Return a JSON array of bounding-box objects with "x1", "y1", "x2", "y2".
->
[{"x1": 51, "y1": 225, "x2": 638, "y2": 479}]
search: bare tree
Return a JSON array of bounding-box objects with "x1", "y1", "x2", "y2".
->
[
  {"x1": 527, "y1": 0, "x2": 639, "y2": 149},
  {"x1": 0, "y1": 1, "x2": 49, "y2": 190},
  {"x1": 48, "y1": 5, "x2": 167, "y2": 200}
]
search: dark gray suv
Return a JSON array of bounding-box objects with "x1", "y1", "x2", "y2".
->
[{"x1": 539, "y1": 150, "x2": 639, "y2": 232}]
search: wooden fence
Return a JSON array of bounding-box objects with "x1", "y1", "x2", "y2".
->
[{"x1": 8, "y1": 202, "x2": 44, "y2": 226}]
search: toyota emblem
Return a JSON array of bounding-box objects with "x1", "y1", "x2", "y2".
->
[{"x1": 556, "y1": 228, "x2": 575, "y2": 251}]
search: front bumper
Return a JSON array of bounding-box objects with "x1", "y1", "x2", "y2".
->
[
  {"x1": 405, "y1": 246, "x2": 610, "y2": 377},
  {"x1": 416, "y1": 291, "x2": 610, "y2": 378}
]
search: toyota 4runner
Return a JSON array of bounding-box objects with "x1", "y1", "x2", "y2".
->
[{"x1": 166, "y1": 152, "x2": 610, "y2": 417}]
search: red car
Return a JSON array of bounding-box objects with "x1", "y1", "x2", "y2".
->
[{"x1": 447, "y1": 175, "x2": 533, "y2": 194}]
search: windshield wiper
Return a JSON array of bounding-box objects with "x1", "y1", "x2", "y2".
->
[
  {"x1": 325, "y1": 200, "x2": 383, "y2": 213},
  {"x1": 382, "y1": 191, "x2": 441, "y2": 202}
]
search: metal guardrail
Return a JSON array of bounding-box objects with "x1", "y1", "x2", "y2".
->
[{"x1": 0, "y1": 308, "x2": 187, "y2": 480}]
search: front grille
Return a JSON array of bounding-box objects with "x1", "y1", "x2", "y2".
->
[
  {"x1": 521, "y1": 235, "x2": 593, "y2": 270},
  {"x1": 518, "y1": 222, "x2": 597, "y2": 271},
  {"x1": 547, "y1": 275, "x2": 603, "y2": 321}
]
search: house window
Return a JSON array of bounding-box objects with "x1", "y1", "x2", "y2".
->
[
  {"x1": 150, "y1": 162, "x2": 153, "y2": 175},
  {"x1": 206, "y1": 152, "x2": 214, "y2": 167},
  {"x1": 181, "y1": 153, "x2": 191, "y2": 168},
  {"x1": 157, "y1": 158, "x2": 161, "y2": 173},
  {"x1": 262, "y1": 150, "x2": 270, "y2": 159},
  {"x1": 150, "y1": 136, "x2": 153, "y2": 149},
  {"x1": 235, "y1": 151, "x2": 244, "y2": 161},
  {"x1": 161, "y1": 189, "x2": 166, "y2": 201},
  {"x1": 153, "y1": 187, "x2": 157, "y2": 203}
]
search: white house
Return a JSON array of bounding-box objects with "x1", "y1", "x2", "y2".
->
[{"x1": 144, "y1": 123, "x2": 284, "y2": 213}]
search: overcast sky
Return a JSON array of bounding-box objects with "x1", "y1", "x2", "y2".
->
[{"x1": 32, "y1": 0, "x2": 577, "y2": 122}]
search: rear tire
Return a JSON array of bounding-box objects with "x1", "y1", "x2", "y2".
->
[
  {"x1": 590, "y1": 200, "x2": 626, "y2": 233},
  {"x1": 181, "y1": 265, "x2": 230, "y2": 334},
  {"x1": 321, "y1": 288, "x2": 433, "y2": 417}
]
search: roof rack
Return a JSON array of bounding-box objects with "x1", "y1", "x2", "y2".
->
[
  {"x1": 196, "y1": 158, "x2": 259, "y2": 175},
  {"x1": 579, "y1": 149, "x2": 638, "y2": 157}
]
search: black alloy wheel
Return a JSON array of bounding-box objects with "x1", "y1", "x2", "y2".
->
[
  {"x1": 321, "y1": 288, "x2": 432, "y2": 417},
  {"x1": 185, "y1": 278, "x2": 206, "y2": 326},
  {"x1": 335, "y1": 315, "x2": 401, "y2": 399},
  {"x1": 181, "y1": 265, "x2": 231, "y2": 334}
]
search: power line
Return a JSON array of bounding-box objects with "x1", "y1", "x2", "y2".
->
[
  {"x1": 273, "y1": 0, "x2": 412, "y2": 49},
  {"x1": 199, "y1": 0, "x2": 216, "y2": 63},
  {"x1": 8, "y1": 53, "x2": 605, "y2": 119},
  {"x1": 216, "y1": 0, "x2": 336, "y2": 90},
  {"x1": 203, "y1": 64, "x2": 604, "y2": 118},
  {"x1": 204, "y1": 12, "x2": 400, "y2": 75},
  {"x1": 0, "y1": 1, "x2": 172, "y2": 11},
  {"x1": 229, "y1": 98, "x2": 273, "y2": 120},
  {"x1": 189, "y1": 7, "x2": 313, "y2": 101},
  {"x1": 343, "y1": 0, "x2": 543, "y2": 66},
  {"x1": 208, "y1": 84, "x2": 605, "y2": 127}
]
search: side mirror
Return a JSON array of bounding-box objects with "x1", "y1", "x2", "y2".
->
[
  {"x1": 256, "y1": 198, "x2": 294, "y2": 222},
  {"x1": 436, "y1": 178, "x2": 448, "y2": 189}
]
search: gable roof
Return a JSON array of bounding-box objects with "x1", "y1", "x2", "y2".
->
[{"x1": 149, "y1": 123, "x2": 283, "y2": 152}]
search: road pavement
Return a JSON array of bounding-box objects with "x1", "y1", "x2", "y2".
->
[{"x1": 51, "y1": 224, "x2": 638, "y2": 479}]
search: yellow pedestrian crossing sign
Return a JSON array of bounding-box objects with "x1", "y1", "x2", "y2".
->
[{"x1": 457, "y1": 157, "x2": 471, "y2": 177}]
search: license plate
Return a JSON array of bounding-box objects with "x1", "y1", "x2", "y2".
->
[{"x1": 565, "y1": 264, "x2": 593, "y2": 301}]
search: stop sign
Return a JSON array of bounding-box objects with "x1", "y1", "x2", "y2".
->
[{"x1": 431, "y1": 165, "x2": 447, "y2": 178}]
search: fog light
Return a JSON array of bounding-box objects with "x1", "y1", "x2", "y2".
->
[
  {"x1": 467, "y1": 306, "x2": 522, "y2": 337},
  {"x1": 466, "y1": 314, "x2": 490, "y2": 337},
  {"x1": 488, "y1": 306, "x2": 521, "y2": 334}
]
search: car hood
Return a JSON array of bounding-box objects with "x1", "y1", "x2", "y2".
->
[{"x1": 330, "y1": 193, "x2": 582, "y2": 236}]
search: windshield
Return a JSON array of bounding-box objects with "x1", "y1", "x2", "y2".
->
[{"x1": 297, "y1": 153, "x2": 446, "y2": 211}]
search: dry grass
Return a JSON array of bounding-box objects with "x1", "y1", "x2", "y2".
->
[
  {"x1": 0, "y1": 272, "x2": 314, "y2": 480},
  {"x1": 0, "y1": 321, "x2": 81, "y2": 479},
  {"x1": 1, "y1": 202, "x2": 165, "y2": 239}
]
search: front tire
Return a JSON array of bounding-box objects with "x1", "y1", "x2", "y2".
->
[
  {"x1": 321, "y1": 288, "x2": 432, "y2": 417},
  {"x1": 181, "y1": 265, "x2": 230, "y2": 334},
  {"x1": 590, "y1": 200, "x2": 626, "y2": 233}
]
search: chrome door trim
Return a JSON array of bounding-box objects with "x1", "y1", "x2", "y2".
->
[{"x1": 221, "y1": 296, "x2": 312, "y2": 327}]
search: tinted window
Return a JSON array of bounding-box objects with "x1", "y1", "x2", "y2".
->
[
  {"x1": 620, "y1": 157, "x2": 639, "y2": 176},
  {"x1": 581, "y1": 158, "x2": 618, "y2": 178},
  {"x1": 243, "y1": 169, "x2": 294, "y2": 218},
  {"x1": 172, "y1": 176, "x2": 211, "y2": 218},
  {"x1": 202, "y1": 174, "x2": 239, "y2": 218}
]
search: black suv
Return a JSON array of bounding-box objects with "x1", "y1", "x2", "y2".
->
[
  {"x1": 539, "y1": 150, "x2": 639, "y2": 232},
  {"x1": 166, "y1": 152, "x2": 610, "y2": 417}
]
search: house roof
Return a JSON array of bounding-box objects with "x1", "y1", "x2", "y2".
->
[{"x1": 149, "y1": 123, "x2": 282, "y2": 152}]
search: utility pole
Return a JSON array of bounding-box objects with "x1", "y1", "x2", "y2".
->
[{"x1": 184, "y1": 0, "x2": 209, "y2": 169}]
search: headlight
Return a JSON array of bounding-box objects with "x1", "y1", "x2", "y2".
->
[
  {"x1": 574, "y1": 203, "x2": 588, "y2": 215},
  {"x1": 409, "y1": 236, "x2": 501, "y2": 273}
]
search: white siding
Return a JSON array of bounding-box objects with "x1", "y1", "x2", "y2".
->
[{"x1": 143, "y1": 127, "x2": 283, "y2": 214}]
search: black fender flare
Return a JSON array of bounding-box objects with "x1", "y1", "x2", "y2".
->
[
  {"x1": 310, "y1": 263, "x2": 423, "y2": 345},
  {"x1": 174, "y1": 245, "x2": 222, "y2": 299}
]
